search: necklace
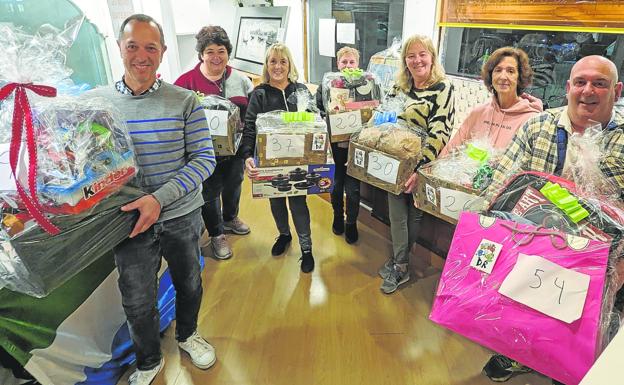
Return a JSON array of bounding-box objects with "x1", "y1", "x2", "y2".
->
[{"x1": 200, "y1": 66, "x2": 225, "y2": 94}]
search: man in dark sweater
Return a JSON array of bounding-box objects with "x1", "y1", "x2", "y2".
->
[{"x1": 89, "y1": 14, "x2": 217, "y2": 385}]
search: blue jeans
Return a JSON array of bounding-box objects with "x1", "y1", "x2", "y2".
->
[
  {"x1": 113, "y1": 208, "x2": 203, "y2": 370},
  {"x1": 201, "y1": 157, "x2": 244, "y2": 236}
]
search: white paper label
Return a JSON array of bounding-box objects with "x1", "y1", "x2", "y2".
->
[
  {"x1": 354, "y1": 148, "x2": 365, "y2": 167},
  {"x1": 311, "y1": 133, "x2": 326, "y2": 151},
  {"x1": 470, "y1": 239, "x2": 503, "y2": 274},
  {"x1": 425, "y1": 183, "x2": 437, "y2": 205},
  {"x1": 265, "y1": 134, "x2": 305, "y2": 159},
  {"x1": 439, "y1": 187, "x2": 484, "y2": 220},
  {"x1": 329, "y1": 110, "x2": 362, "y2": 135},
  {"x1": 499, "y1": 254, "x2": 590, "y2": 324},
  {"x1": 203, "y1": 110, "x2": 229, "y2": 137},
  {"x1": 367, "y1": 152, "x2": 400, "y2": 184}
]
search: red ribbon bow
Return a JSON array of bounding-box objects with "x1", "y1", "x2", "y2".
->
[{"x1": 0, "y1": 82, "x2": 60, "y2": 235}]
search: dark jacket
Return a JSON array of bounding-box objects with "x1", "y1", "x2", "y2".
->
[{"x1": 240, "y1": 82, "x2": 312, "y2": 159}]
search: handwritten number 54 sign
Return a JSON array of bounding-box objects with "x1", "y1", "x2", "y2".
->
[
  {"x1": 266, "y1": 134, "x2": 305, "y2": 159},
  {"x1": 499, "y1": 253, "x2": 590, "y2": 324},
  {"x1": 367, "y1": 152, "x2": 400, "y2": 184}
]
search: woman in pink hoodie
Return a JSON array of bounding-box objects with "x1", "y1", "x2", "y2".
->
[{"x1": 440, "y1": 47, "x2": 542, "y2": 156}]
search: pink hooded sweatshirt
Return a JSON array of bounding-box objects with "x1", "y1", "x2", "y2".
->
[{"x1": 440, "y1": 95, "x2": 543, "y2": 157}]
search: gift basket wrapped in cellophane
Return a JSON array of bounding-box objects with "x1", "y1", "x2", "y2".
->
[
  {"x1": 255, "y1": 89, "x2": 329, "y2": 167},
  {"x1": 346, "y1": 95, "x2": 426, "y2": 195},
  {"x1": 366, "y1": 37, "x2": 401, "y2": 97},
  {"x1": 429, "y1": 123, "x2": 624, "y2": 385},
  {"x1": 321, "y1": 68, "x2": 381, "y2": 142},
  {"x1": 415, "y1": 137, "x2": 501, "y2": 223},
  {"x1": 0, "y1": 22, "x2": 143, "y2": 297},
  {"x1": 197, "y1": 93, "x2": 242, "y2": 156}
]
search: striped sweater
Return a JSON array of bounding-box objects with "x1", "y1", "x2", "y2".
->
[{"x1": 88, "y1": 82, "x2": 216, "y2": 222}]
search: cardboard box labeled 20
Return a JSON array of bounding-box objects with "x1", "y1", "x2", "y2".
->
[
  {"x1": 252, "y1": 161, "x2": 335, "y2": 199},
  {"x1": 415, "y1": 164, "x2": 483, "y2": 225}
]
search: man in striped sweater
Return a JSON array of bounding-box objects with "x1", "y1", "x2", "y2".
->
[{"x1": 89, "y1": 14, "x2": 217, "y2": 385}]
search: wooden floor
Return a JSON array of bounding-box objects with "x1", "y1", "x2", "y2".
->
[{"x1": 117, "y1": 180, "x2": 551, "y2": 385}]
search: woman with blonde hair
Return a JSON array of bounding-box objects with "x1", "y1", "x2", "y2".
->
[
  {"x1": 315, "y1": 46, "x2": 362, "y2": 244},
  {"x1": 240, "y1": 43, "x2": 316, "y2": 273},
  {"x1": 379, "y1": 34, "x2": 455, "y2": 294}
]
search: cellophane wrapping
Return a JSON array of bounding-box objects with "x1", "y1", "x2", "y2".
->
[
  {"x1": 0, "y1": 23, "x2": 142, "y2": 297},
  {"x1": 346, "y1": 96, "x2": 426, "y2": 194},
  {"x1": 198, "y1": 94, "x2": 242, "y2": 156},
  {"x1": 321, "y1": 69, "x2": 381, "y2": 114},
  {"x1": 430, "y1": 126, "x2": 624, "y2": 384},
  {"x1": 255, "y1": 110, "x2": 329, "y2": 167},
  {"x1": 366, "y1": 37, "x2": 401, "y2": 96}
]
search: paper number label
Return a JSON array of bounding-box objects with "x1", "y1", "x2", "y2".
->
[
  {"x1": 354, "y1": 148, "x2": 365, "y2": 167},
  {"x1": 367, "y1": 152, "x2": 400, "y2": 184},
  {"x1": 498, "y1": 254, "x2": 590, "y2": 324},
  {"x1": 203, "y1": 110, "x2": 229, "y2": 137},
  {"x1": 266, "y1": 134, "x2": 305, "y2": 159},
  {"x1": 329, "y1": 110, "x2": 362, "y2": 135},
  {"x1": 439, "y1": 187, "x2": 484, "y2": 220},
  {"x1": 312, "y1": 133, "x2": 326, "y2": 151}
]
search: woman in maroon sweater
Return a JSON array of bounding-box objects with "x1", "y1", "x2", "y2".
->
[{"x1": 175, "y1": 25, "x2": 254, "y2": 260}]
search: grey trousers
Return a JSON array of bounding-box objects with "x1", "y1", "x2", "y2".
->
[
  {"x1": 269, "y1": 195, "x2": 312, "y2": 251},
  {"x1": 388, "y1": 192, "x2": 424, "y2": 265}
]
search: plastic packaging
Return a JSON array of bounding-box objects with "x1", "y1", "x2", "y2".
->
[
  {"x1": 198, "y1": 94, "x2": 242, "y2": 156},
  {"x1": 346, "y1": 114, "x2": 426, "y2": 195},
  {"x1": 414, "y1": 138, "x2": 497, "y2": 224},
  {"x1": 321, "y1": 69, "x2": 381, "y2": 114},
  {"x1": 367, "y1": 37, "x2": 402, "y2": 95},
  {"x1": 254, "y1": 110, "x2": 329, "y2": 167},
  {"x1": 286, "y1": 87, "x2": 318, "y2": 113},
  {"x1": 0, "y1": 23, "x2": 142, "y2": 297},
  {"x1": 430, "y1": 211, "x2": 613, "y2": 385}
]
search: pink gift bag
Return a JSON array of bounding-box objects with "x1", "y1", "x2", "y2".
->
[{"x1": 429, "y1": 212, "x2": 611, "y2": 385}]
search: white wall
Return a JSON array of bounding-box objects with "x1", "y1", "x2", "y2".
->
[
  {"x1": 74, "y1": 0, "x2": 440, "y2": 84},
  {"x1": 174, "y1": 1, "x2": 306, "y2": 81},
  {"x1": 274, "y1": 0, "x2": 305, "y2": 81},
  {"x1": 402, "y1": 0, "x2": 438, "y2": 40}
]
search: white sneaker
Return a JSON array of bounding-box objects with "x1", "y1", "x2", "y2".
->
[
  {"x1": 223, "y1": 217, "x2": 251, "y2": 235},
  {"x1": 178, "y1": 331, "x2": 217, "y2": 369},
  {"x1": 128, "y1": 357, "x2": 163, "y2": 385},
  {"x1": 211, "y1": 234, "x2": 233, "y2": 260}
]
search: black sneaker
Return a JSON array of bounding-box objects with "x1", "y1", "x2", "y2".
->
[
  {"x1": 332, "y1": 215, "x2": 344, "y2": 235},
  {"x1": 552, "y1": 380, "x2": 564, "y2": 385},
  {"x1": 345, "y1": 222, "x2": 358, "y2": 244},
  {"x1": 271, "y1": 233, "x2": 292, "y2": 256},
  {"x1": 300, "y1": 250, "x2": 315, "y2": 273},
  {"x1": 483, "y1": 354, "x2": 532, "y2": 382}
]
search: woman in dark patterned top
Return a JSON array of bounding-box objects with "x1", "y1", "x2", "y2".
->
[{"x1": 379, "y1": 34, "x2": 455, "y2": 294}]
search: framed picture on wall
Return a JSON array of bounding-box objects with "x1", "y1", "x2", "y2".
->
[{"x1": 230, "y1": 6, "x2": 289, "y2": 75}]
